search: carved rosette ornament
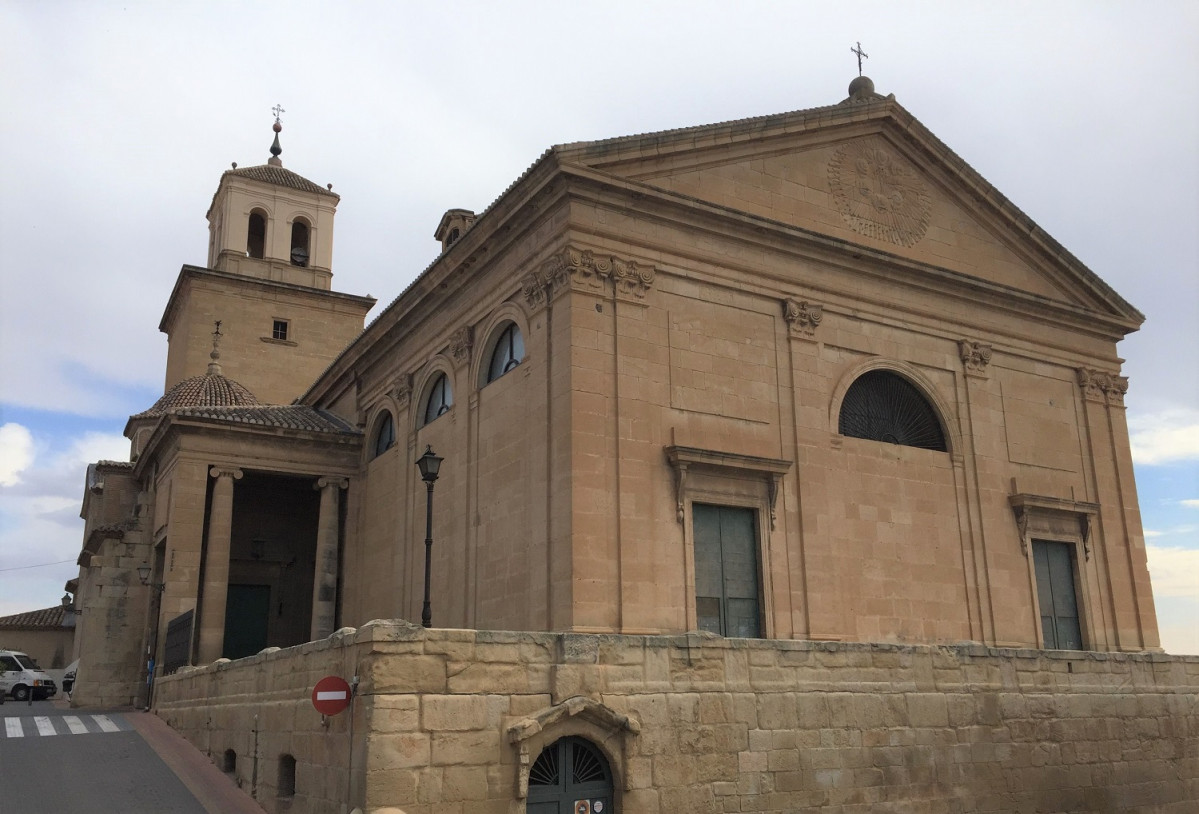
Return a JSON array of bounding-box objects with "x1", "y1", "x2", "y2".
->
[
  {"x1": 1077, "y1": 367, "x2": 1128, "y2": 407},
  {"x1": 828, "y1": 138, "x2": 932, "y2": 247},
  {"x1": 958, "y1": 340, "x2": 993, "y2": 377},
  {"x1": 521, "y1": 246, "x2": 654, "y2": 310},
  {"x1": 449, "y1": 326, "x2": 473, "y2": 366},
  {"x1": 783, "y1": 298, "x2": 824, "y2": 338}
]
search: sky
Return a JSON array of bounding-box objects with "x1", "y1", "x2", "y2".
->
[{"x1": 1, "y1": 1, "x2": 1196, "y2": 652}]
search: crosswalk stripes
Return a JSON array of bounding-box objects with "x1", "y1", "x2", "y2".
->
[{"x1": 1, "y1": 713, "x2": 129, "y2": 738}]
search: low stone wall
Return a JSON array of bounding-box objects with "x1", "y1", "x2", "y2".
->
[{"x1": 154, "y1": 621, "x2": 1199, "y2": 813}]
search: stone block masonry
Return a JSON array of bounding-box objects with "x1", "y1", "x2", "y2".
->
[{"x1": 154, "y1": 621, "x2": 1199, "y2": 813}]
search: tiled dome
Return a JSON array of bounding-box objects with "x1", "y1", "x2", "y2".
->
[{"x1": 132, "y1": 371, "x2": 262, "y2": 419}]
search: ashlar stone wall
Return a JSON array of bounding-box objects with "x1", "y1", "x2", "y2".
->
[{"x1": 154, "y1": 621, "x2": 1199, "y2": 814}]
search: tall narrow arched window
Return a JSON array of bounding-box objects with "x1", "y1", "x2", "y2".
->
[
  {"x1": 838, "y1": 369, "x2": 947, "y2": 451},
  {"x1": 247, "y1": 211, "x2": 267, "y2": 258},
  {"x1": 486, "y1": 323, "x2": 524, "y2": 383},
  {"x1": 372, "y1": 411, "x2": 395, "y2": 458},
  {"x1": 290, "y1": 219, "x2": 310, "y2": 267},
  {"x1": 422, "y1": 373, "x2": 453, "y2": 426}
]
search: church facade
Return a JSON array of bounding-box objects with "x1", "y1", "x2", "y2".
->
[{"x1": 67, "y1": 78, "x2": 1186, "y2": 811}]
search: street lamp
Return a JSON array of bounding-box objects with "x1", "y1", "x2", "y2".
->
[
  {"x1": 136, "y1": 561, "x2": 165, "y2": 592},
  {"x1": 415, "y1": 445, "x2": 443, "y2": 628}
]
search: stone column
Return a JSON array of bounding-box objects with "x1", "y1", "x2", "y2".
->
[
  {"x1": 310, "y1": 477, "x2": 348, "y2": 641},
  {"x1": 197, "y1": 466, "x2": 242, "y2": 664}
]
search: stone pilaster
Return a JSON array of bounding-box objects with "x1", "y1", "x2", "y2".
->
[
  {"x1": 311, "y1": 477, "x2": 348, "y2": 641},
  {"x1": 197, "y1": 466, "x2": 241, "y2": 664}
]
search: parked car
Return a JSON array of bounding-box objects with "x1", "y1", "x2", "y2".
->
[{"x1": 0, "y1": 650, "x2": 57, "y2": 701}]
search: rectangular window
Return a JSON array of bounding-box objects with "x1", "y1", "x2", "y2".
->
[
  {"x1": 1033, "y1": 540, "x2": 1084, "y2": 650},
  {"x1": 272, "y1": 320, "x2": 289, "y2": 341},
  {"x1": 693, "y1": 503, "x2": 761, "y2": 637}
]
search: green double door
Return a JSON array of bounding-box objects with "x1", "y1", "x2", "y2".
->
[
  {"x1": 1033, "y1": 540, "x2": 1083, "y2": 650},
  {"x1": 693, "y1": 504, "x2": 762, "y2": 638}
]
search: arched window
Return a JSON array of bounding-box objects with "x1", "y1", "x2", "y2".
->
[
  {"x1": 372, "y1": 412, "x2": 395, "y2": 458},
  {"x1": 422, "y1": 373, "x2": 453, "y2": 426},
  {"x1": 528, "y1": 737, "x2": 613, "y2": 811},
  {"x1": 290, "y1": 219, "x2": 310, "y2": 267},
  {"x1": 486, "y1": 323, "x2": 524, "y2": 383},
  {"x1": 838, "y1": 369, "x2": 947, "y2": 451},
  {"x1": 247, "y1": 211, "x2": 267, "y2": 258}
]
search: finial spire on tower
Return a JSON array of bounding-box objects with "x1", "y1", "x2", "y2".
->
[
  {"x1": 269, "y1": 104, "x2": 285, "y2": 166},
  {"x1": 851, "y1": 42, "x2": 868, "y2": 76},
  {"x1": 207, "y1": 320, "x2": 224, "y2": 375}
]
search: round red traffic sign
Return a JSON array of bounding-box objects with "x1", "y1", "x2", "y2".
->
[{"x1": 311, "y1": 675, "x2": 352, "y2": 716}]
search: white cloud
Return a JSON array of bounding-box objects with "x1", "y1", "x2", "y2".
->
[
  {"x1": 1129, "y1": 409, "x2": 1199, "y2": 465},
  {"x1": 1145, "y1": 544, "x2": 1199, "y2": 600},
  {"x1": 1182, "y1": 500, "x2": 1199, "y2": 509},
  {"x1": 63, "y1": 432, "x2": 130, "y2": 470},
  {"x1": 0, "y1": 423, "x2": 35, "y2": 486}
]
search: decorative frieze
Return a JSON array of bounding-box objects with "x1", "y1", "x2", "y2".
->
[
  {"x1": 449, "y1": 326, "x2": 473, "y2": 366},
  {"x1": 958, "y1": 340, "x2": 993, "y2": 377},
  {"x1": 1077, "y1": 367, "x2": 1129, "y2": 407},
  {"x1": 521, "y1": 246, "x2": 655, "y2": 310},
  {"x1": 782, "y1": 299, "x2": 824, "y2": 338}
]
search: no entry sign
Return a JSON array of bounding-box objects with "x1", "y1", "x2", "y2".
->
[{"x1": 311, "y1": 675, "x2": 352, "y2": 716}]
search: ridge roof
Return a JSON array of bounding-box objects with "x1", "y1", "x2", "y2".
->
[{"x1": 221, "y1": 163, "x2": 339, "y2": 199}]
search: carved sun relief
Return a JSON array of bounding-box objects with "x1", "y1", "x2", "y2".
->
[{"x1": 828, "y1": 138, "x2": 931, "y2": 247}]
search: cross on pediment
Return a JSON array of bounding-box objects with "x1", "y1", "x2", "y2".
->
[{"x1": 851, "y1": 42, "x2": 868, "y2": 76}]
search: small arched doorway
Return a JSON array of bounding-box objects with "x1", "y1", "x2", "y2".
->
[{"x1": 527, "y1": 736, "x2": 614, "y2": 813}]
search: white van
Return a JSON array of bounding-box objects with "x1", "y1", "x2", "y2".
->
[{"x1": 0, "y1": 649, "x2": 58, "y2": 702}]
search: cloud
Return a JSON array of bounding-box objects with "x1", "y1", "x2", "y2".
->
[
  {"x1": 0, "y1": 423, "x2": 36, "y2": 486},
  {"x1": 1145, "y1": 544, "x2": 1199, "y2": 600},
  {"x1": 1182, "y1": 500, "x2": 1199, "y2": 509},
  {"x1": 1129, "y1": 409, "x2": 1199, "y2": 465}
]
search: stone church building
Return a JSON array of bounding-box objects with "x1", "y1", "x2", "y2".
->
[{"x1": 69, "y1": 79, "x2": 1194, "y2": 813}]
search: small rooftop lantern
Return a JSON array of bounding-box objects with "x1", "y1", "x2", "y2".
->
[{"x1": 415, "y1": 445, "x2": 444, "y2": 628}]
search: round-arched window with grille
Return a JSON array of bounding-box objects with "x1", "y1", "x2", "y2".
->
[
  {"x1": 527, "y1": 736, "x2": 613, "y2": 813},
  {"x1": 838, "y1": 369, "x2": 947, "y2": 452}
]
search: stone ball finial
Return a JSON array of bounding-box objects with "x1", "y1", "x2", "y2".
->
[{"x1": 848, "y1": 75, "x2": 876, "y2": 99}]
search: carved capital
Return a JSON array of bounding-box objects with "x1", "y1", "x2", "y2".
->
[
  {"x1": 611, "y1": 256, "x2": 655, "y2": 301},
  {"x1": 958, "y1": 340, "x2": 993, "y2": 377},
  {"x1": 391, "y1": 373, "x2": 413, "y2": 407},
  {"x1": 1077, "y1": 367, "x2": 1127, "y2": 406},
  {"x1": 783, "y1": 299, "x2": 824, "y2": 338},
  {"x1": 521, "y1": 245, "x2": 655, "y2": 308},
  {"x1": 209, "y1": 466, "x2": 243, "y2": 481},
  {"x1": 316, "y1": 477, "x2": 349, "y2": 491},
  {"x1": 449, "y1": 326, "x2": 473, "y2": 366}
]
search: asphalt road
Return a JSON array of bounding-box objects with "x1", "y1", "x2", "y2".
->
[{"x1": 0, "y1": 699, "x2": 243, "y2": 814}]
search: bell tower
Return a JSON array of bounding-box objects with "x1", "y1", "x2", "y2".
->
[
  {"x1": 205, "y1": 108, "x2": 339, "y2": 289},
  {"x1": 158, "y1": 109, "x2": 375, "y2": 405}
]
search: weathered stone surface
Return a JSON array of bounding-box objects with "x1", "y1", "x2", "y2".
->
[{"x1": 153, "y1": 628, "x2": 1199, "y2": 813}]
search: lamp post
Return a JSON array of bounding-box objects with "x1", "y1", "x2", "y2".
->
[{"x1": 415, "y1": 445, "x2": 443, "y2": 628}]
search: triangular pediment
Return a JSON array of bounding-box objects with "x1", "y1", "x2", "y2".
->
[{"x1": 553, "y1": 98, "x2": 1140, "y2": 324}]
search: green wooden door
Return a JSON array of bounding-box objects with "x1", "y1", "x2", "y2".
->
[
  {"x1": 223, "y1": 584, "x2": 271, "y2": 660},
  {"x1": 1033, "y1": 541, "x2": 1083, "y2": 650},
  {"x1": 693, "y1": 504, "x2": 761, "y2": 638}
]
